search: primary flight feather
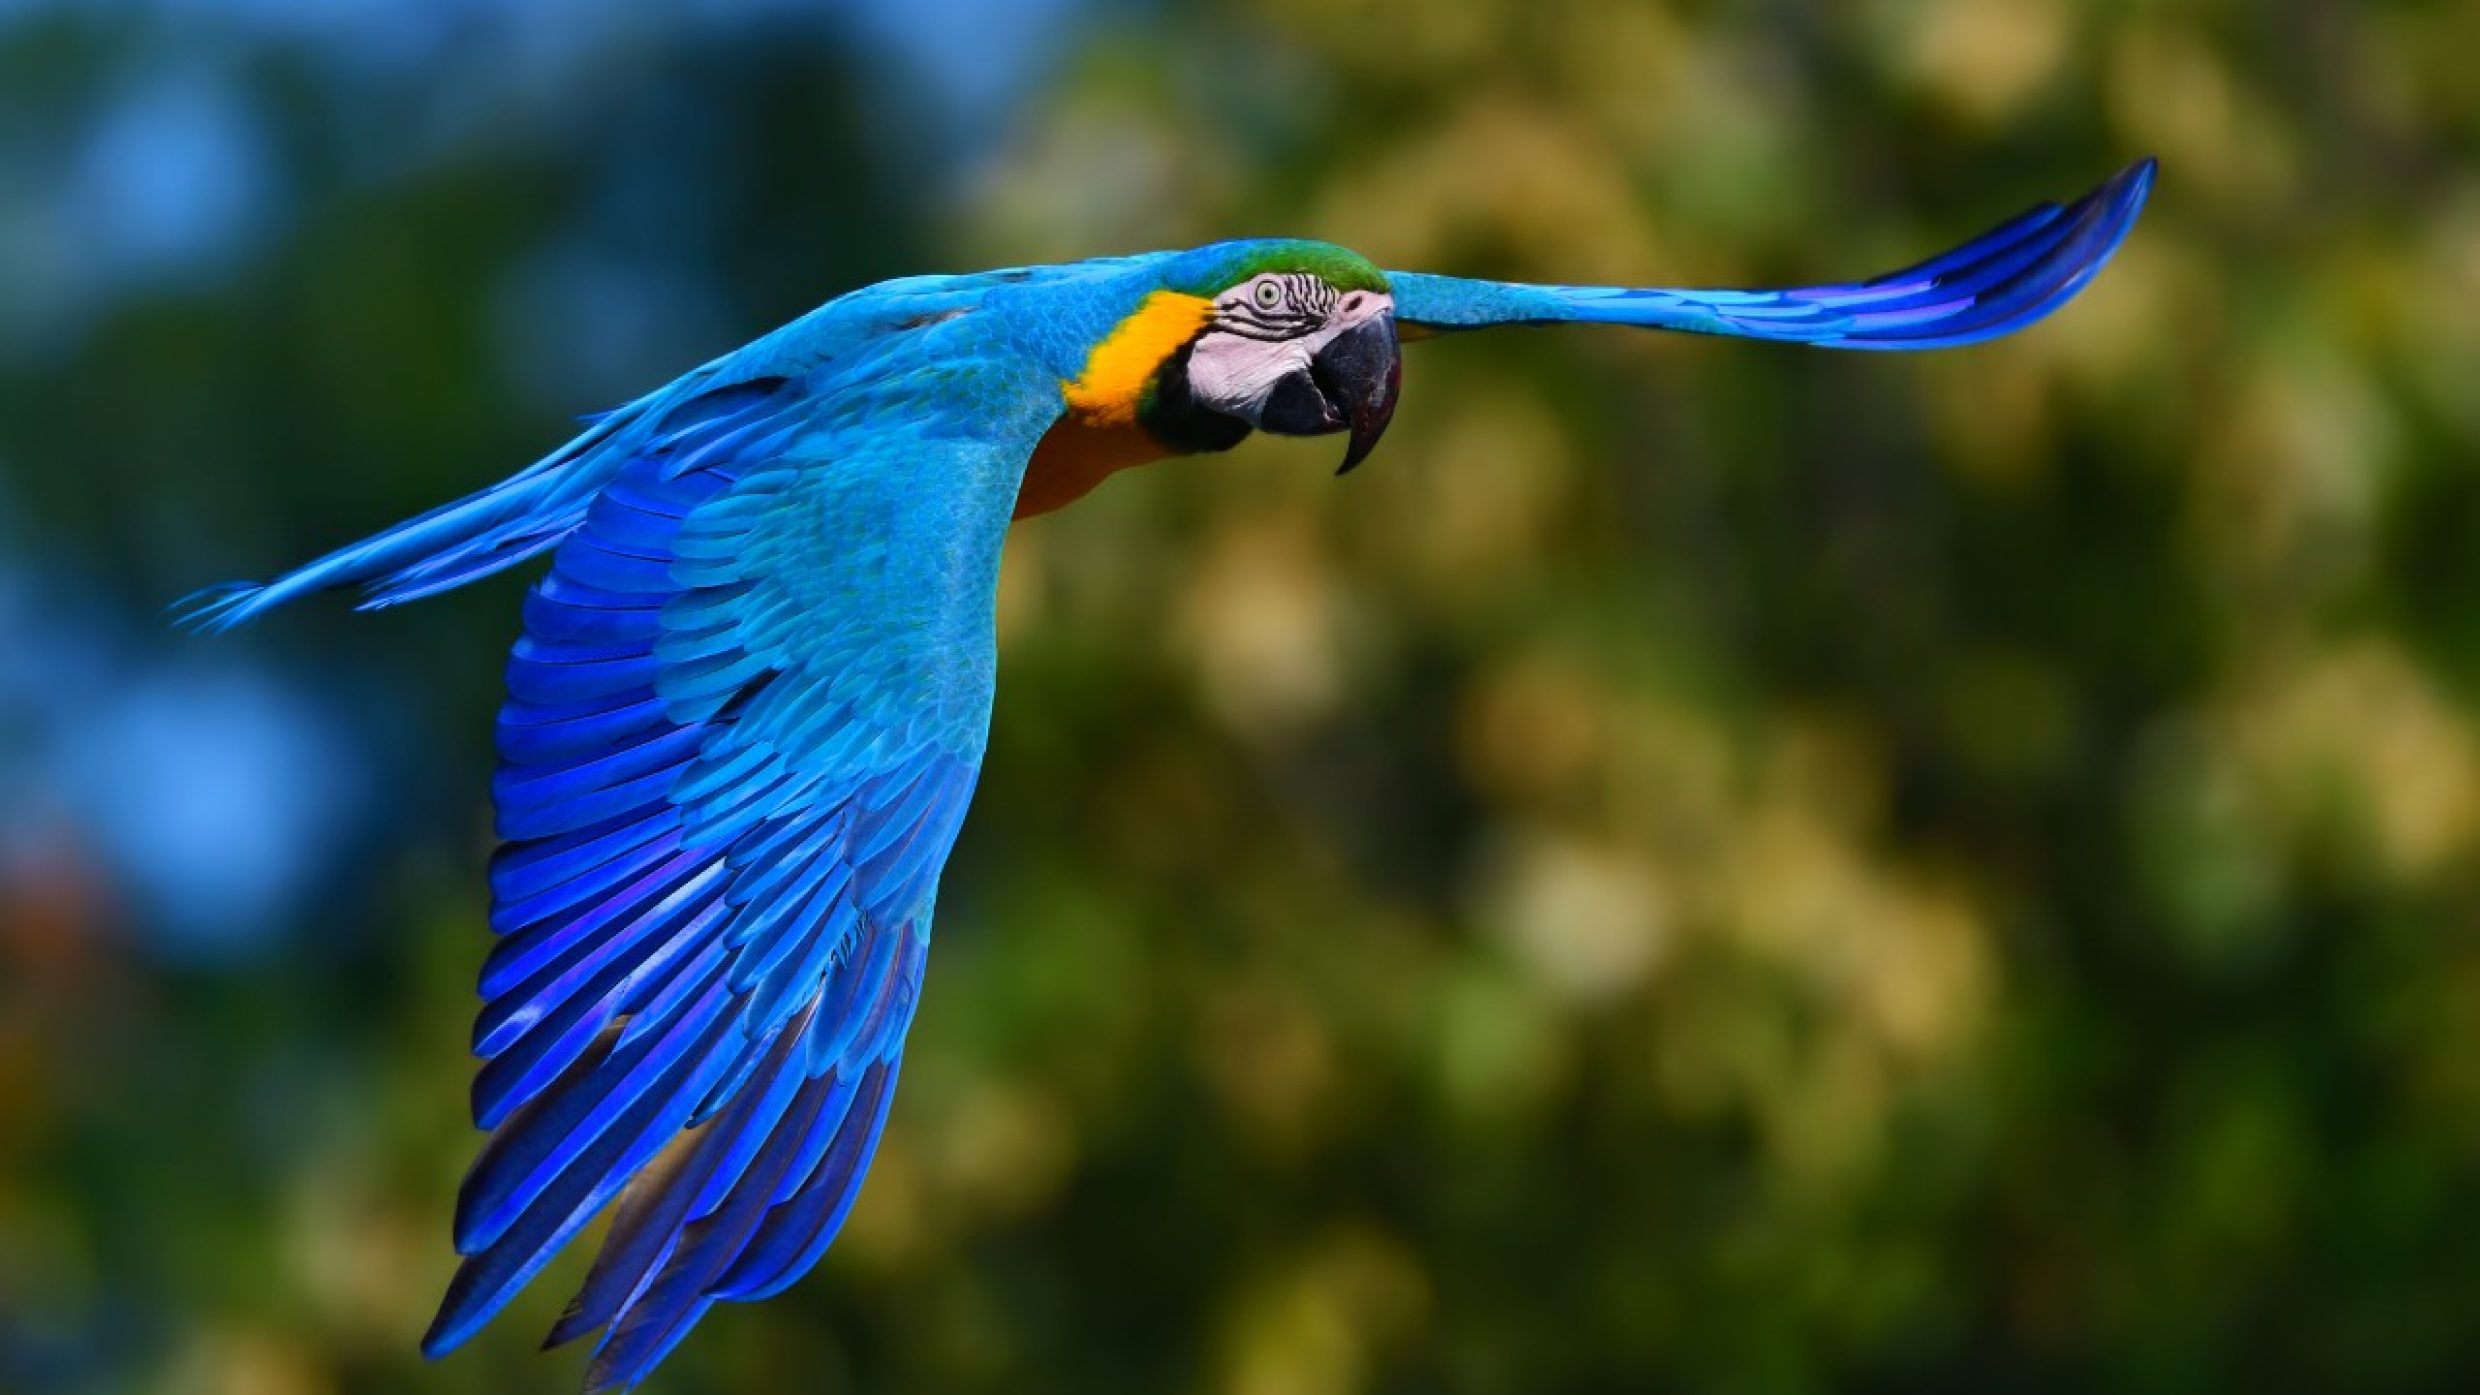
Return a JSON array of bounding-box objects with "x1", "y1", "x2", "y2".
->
[{"x1": 183, "y1": 158, "x2": 2154, "y2": 1391}]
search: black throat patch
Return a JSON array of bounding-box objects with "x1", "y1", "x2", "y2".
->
[{"x1": 1139, "y1": 341, "x2": 1253, "y2": 456}]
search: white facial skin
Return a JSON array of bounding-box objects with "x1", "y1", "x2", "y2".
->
[{"x1": 1186, "y1": 273, "x2": 1396, "y2": 426}]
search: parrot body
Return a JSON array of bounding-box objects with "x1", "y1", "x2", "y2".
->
[{"x1": 183, "y1": 160, "x2": 2154, "y2": 1392}]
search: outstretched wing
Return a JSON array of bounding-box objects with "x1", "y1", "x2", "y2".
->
[
  {"x1": 1389, "y1": 158, "x2": 2153, "y2": 350},
  {"x1": 421, "y1": 311, "x2": 1060, "y2": 1391}
]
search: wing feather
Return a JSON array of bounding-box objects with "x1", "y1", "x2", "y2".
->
[
  {"x1": 418, "y1": 310, "x2": 1061, "y2": 1393},
  {"x1": 1390, "y1": 158, "x2": 2154, "y2": 350}
]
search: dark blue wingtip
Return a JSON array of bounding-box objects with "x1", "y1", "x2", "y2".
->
[
  {"x1": 2080, "y1": 153, "x2": 2159, "y2": 274},
  {"x1": 2107, "y1": 155, "x2": 2160, "y2": 236},
  {"x1": 420, "y1": 1265, "x2": 505, "y2": 1364},
  {"x1": 2075, "y1": 153, "x2": 2159, "y2": 282},
  {"x1": 418, "y1": 1305, "x2": 468, "y2": 1363},
  {"x1": 1814, "y1": 153, "x2": 2161, "y2": 351}
]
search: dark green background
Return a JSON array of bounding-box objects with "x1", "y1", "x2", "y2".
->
[{"x1": 5, "y1": 1, "x2": 2479, "y2": 1392}]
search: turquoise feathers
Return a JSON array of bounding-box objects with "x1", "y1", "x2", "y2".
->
[{"x1": 182, "y1": 160, "x2": 2154, "y2": 1392}]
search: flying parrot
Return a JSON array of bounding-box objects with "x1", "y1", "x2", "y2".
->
[{"x1": 183, "y1": 158, "x2": 2154, "y2": 1391}]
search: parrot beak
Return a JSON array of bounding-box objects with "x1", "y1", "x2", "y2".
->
[
  {"x1": 1314, "y1": 312, "x2": 1400, "y2": 475},
  {"x1": 1254, "y1": 311, "x2": 1402, "y2": 473}
]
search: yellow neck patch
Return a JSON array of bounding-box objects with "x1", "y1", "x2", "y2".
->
[
  {"x1": 1015, "y1": 291, "x2": 1218, "y2": 520},
  {"x1": 1061, "y1": 290, "x2": 1215, "y2": 426}
]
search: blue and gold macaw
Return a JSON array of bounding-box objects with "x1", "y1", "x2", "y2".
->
[{"x1": 185, "y1": 159, "x2": 2152, "y2": 1390}]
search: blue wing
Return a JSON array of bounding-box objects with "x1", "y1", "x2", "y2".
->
[
  {"x1": 1389, "y1": 158, "x2": 2153, "y2": 350},
  {"x1": 417, "y1": 310, "x2": 1061, "y2": 1391}
]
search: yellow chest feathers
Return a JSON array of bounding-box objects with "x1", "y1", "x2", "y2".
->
[{"x1": 1014, "y1": 291, "x2": 1215, "y2": 520}]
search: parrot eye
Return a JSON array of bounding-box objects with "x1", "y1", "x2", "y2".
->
[{"x1": 1251, "y1": 280, "x2": 1284, "y2": 311}]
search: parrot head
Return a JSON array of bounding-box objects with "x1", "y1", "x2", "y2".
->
[
  {"x1": 1153, "y1": 241, "x2": 1402, "y2": 474},
  {"x1": 1025, "y1": 242, "x2": 1405, "y2": 518}
]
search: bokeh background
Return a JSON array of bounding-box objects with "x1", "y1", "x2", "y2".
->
[{"x1": 5, "y1": 1, "x2": 2479, "y2": 1391}]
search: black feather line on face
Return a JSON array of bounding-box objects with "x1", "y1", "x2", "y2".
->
[
  {"x1": 1138, "y1": 339, "x2": 1255, "y2": 455},
  {"x1": 1215, "y1": 273, "x2": 1336, "y2": 341}
]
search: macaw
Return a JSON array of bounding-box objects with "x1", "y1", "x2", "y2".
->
[{"x1": 184, "y1": 158, "x2": 2153, "y2": 1391}]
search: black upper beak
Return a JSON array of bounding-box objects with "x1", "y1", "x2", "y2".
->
[{"x1": 1310, "y1": 313, "x2": 1400, "y2": 475}]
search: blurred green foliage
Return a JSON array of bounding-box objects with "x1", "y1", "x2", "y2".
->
[{"x1": 6, "y1": 1, "x2": 2480, "y2": 1392}]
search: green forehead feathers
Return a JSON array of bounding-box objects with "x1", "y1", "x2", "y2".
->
[{"x1": 1177, "y1": 241, "x2": 1390, "y2": 297}]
